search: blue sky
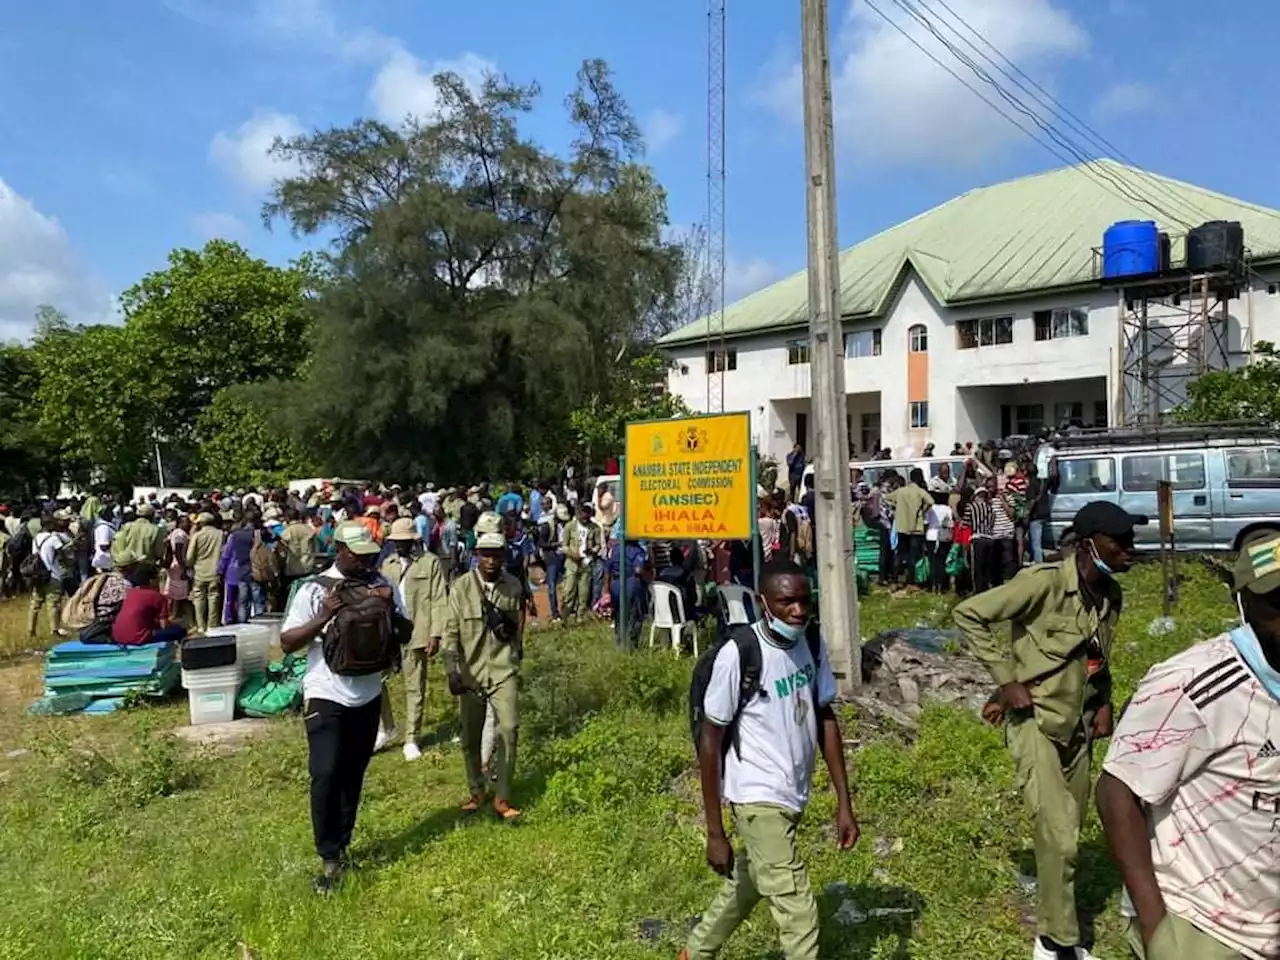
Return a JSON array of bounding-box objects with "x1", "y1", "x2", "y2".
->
[{"x1": 3, "y1": 0, "x2": 1280, "y2": 339}]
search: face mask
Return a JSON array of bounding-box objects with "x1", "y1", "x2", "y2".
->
[
  {"x1": 1088, "y1": 538, "x2": 1114, "y2": 578},
  {"x1": 764, "y1": 599, "x2": 808, "y2": 645}
]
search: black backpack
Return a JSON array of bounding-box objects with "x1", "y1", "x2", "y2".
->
[
  {"x1": 7, "y1": 525, "x2": 32, "y2": 562},
  {"x1": 321, "y1": 579, "x2": 399, "y2": 676},
  {"x1": 688, "y1": 621, "x2": 823, "y2": 762}
]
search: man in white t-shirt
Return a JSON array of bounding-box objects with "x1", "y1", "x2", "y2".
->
[
  {"x1": 27, "y1": 513, "x2": 72, "y2": 640},
  {"x1": 682, "y1": 559, "x2": 858, "y2": 960},
  {"x1": 281, "y1": 521, "x2": 412, "y2": 894},
  {"x1": 1097, "y1": 531, "x2": 1280, "y2": 960}
]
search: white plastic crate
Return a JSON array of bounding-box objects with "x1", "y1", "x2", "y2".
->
[
  {"x1": 220, "y1": 624, "x2": 271, "y2": 679},
  {"x1": 181, "y1": 665, "x2": 240, "y2": 725}
]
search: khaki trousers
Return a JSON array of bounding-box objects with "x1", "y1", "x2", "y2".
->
[
  {"x1": 27, "y1": 579, "x2": 64, "y2": 639},
  {"x1": 403, "y1": 647, "x2": 430, "y2": 742},
  {"x1": 559, "y1": 557, "x2": 591, "y2": 619},
  {"x1": 191, "y1": 578, "x2": 222, "y2": 633},
  {"x1": 1007, "y1": 718, "x2": 1092, "y2": 947},
  {"x1": 460, "y1": 677, "x2": 518, "y2": 802},
  {"x1": 686, "y1": 803, "x2": 820, "y2": 960},
  {"x1": 1126, "y1": 913, "x2": 1242, "y2": 959}
]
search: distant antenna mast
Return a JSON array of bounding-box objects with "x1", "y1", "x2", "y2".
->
[{"x1": 706, "y1": 0, "x2": 727, "y2": 413}]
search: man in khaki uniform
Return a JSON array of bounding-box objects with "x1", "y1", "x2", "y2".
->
[
  {"x1": 559, "y1": 503, "x2": 601, "y2": 621},
  {"x1": 188, "y1": 512, "x2": 225, "y2": 633},
  {"x1": 113, "y1": 502, "x2": 165, "y2": 570},
  {"x1": 954, "y1": 501, "x2": 1141, "y2": 960},
  {"x1": 443, "y1": 511, "x2": 525, "y2": 820},
  {"x1": 279, "y1": 508, "x2": 317, "y2": 597},
  {"x1": 883, "y1": 469, "x2": 932, "y2": 587},
  {"x1": 381, "y1": 517, "x2": 448, "y2": 762}
]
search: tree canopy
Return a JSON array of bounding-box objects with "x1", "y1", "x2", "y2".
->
[
  {"x1": 1174, "y1": 341, "x2": 1280, "y2": 424},
  {"x1": 1, "y1": 59, "x2": 701, "y2": 494}
]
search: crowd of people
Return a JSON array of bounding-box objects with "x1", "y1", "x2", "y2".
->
[{"x1": 1, "y1": 459, "x2": 1276, "y2": 960}]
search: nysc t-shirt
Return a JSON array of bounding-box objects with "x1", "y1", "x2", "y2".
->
[{"x1": 703, "y1": 621, "x2": 838, "y2": 813}]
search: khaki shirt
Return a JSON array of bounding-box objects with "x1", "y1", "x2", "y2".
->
[
  {"x1": 562, "y1": 519, "x2": 602, "y2": 561},
  {"x1": 187, "y1": 526, "x2": 225, "y2": 581},
  {"x1": 884, "y1": 484, "x2": 932, "y2": 536},
  {"x1": 112, "y1": 518, "x2": 165, "y2": 566},
  {"x1": 380, "y1": 551, "x2": 448, "y2": 650},
  {"x1": 954, "y1": 558, "x2": 1120, "y2": 743},
  {"x1": 443, "y1": 570, "x2": 525, "y2": 688},
  {"x1": 279, "y1": 522, "x2": 316, "y2": 578}
]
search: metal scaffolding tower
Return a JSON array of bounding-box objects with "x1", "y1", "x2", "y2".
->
[
  {"x1": 1113, "y1": 262, "x2": 1246, "y2": 423},
  {"x1": 705, "y1": 0, "x2": 727, "y2": 413}
]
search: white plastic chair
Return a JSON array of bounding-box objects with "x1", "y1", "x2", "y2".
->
[
  {"x1": 717, "y1": 584, "x2": 760, "y2": 626},
  {"x1": 649, "y1": 582, "x2": 698, "y2": 657}
]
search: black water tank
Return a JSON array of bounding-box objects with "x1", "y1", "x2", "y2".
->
[
  {"x1": 1159, "y1": 231, "x2": 1171, "y2": 271},
  {"x1": 1186, "y1": 220, "x2": 1244, "y2": 271}
]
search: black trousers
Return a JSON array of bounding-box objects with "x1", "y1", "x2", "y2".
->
[
  {"x1": 926, "y1": 540, "x2": 950, "y2": 592},
  {"x1": 305, "y1": 695, "x2": 381, "y2": 862},
  {"x1": 897, "y1": 533, "x2": 924, "y2": 585},
  {"x1": 972, "y1": 538, "x2": 1017, "y2": 593}
]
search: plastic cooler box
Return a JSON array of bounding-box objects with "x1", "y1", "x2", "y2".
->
[
  {"x1": 181, "y1": 664, "x2": 239, "y2": 725},
  {"x1": 220, "y1": 624, "x2": 272, "y2": 679},
  {"x1": 248, "y1": 613, "x2": 284, "y2": 650}
]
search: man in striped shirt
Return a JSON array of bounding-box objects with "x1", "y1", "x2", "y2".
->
[{"x1": 1097, "y1": 532, "x2": 1280, "y2": 959}]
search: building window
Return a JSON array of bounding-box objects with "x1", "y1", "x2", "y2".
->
[
  {"x1": 844, "y1": 329, "x2": 882, "y2": 358},
  {"x1": 786, "y1": 338, "x2": 810, "y2": 365},
  {"x1": 909, "y1": 401, "x2": 928, "y2": 429},
  {"x1": 707, "y1": 347, "x2": 737, "y2": 372},
  {"x1": 1053, "y1": 401, "x2": 1084, "y2": 427},
  {"x1": 1033, "y1": 307, "x2": 1089, "y2": 341},
  {"x1": 860, "y1": 412, "x2": 881, "y2": 454},
  {"x1": 1092, "y1": 401, "x2": 1108, "y2": 427},
  {"x1": 1014, "y1": 404, "x2": 1044, "y2": 435},
  {"x1": 908, "y1": 324, "x2": 928, "y2": 352},
  {"x1": 956, "y1": 315, "x2": 1014, "y2": 349}
]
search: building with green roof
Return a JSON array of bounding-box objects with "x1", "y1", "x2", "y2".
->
[{"x1": 660, "y1": 160, "x2": 1280, "y2": 462}]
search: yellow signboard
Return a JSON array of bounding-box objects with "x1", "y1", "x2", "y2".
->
[{"x1": 624, "y1": 412, "x2": 753, "y2": 540}]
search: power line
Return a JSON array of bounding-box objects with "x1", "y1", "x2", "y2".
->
[
  {"x1": 883, "y1": 0, "x2": 1196, "y2": 228},
  {"x1": 915, "y1": 0, "x2": 1216, "y2": 229}
]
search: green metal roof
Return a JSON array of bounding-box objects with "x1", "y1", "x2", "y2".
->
[{"x1": 659, "y1": 160, "x2": 1280, "y2": 347}]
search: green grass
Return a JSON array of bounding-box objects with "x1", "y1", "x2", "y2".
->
[{"x1": 0, "y1": 561, "x2": 1240, "y2": 959}]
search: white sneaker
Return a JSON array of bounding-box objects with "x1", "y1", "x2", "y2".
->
[
  {"x1": 373, "y1": 726, "x2": 396, "y2": 753},
  {"x1": 402, "y1": 741, "x2": 422, "y2": 762},
  {"x1": 1032, "y1": 939, "x2": 1097, "y2": 960}
]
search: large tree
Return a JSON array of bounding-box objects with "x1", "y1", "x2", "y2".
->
[
  {"x1": 31, "y1": 242, "x2": 314, "y2": 488},
  {"x1": 1176, "y1": 341, "x2": 1280, "y2": 423},
  {"x1": 263, "y1": 59, "x2": 691, "y2": 480}
]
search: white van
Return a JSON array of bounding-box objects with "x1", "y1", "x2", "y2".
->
[{"x1": 800, "y1": 456, "x2": 990, "y2": 499}]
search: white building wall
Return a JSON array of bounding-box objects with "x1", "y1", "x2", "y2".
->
[{"x1": 666, "y1": 265, "x2": 1280, "y2": 463}]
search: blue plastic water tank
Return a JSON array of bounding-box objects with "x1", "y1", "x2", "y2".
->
[{"x1": 1102, "y1": 220, "x2": 1160, "y2": 278}]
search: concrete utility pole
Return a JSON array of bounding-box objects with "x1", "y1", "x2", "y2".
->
[{"x1": 801, "y1": 0, "x2": 861, "y2": 694}]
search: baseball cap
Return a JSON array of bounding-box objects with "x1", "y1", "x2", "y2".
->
[
  {"x1": 388, "y1": 517, "x2": 418, "y2": 541},
  {"x1": 334, "y1": 521, "x2": 382, "y2": 555},
  {"x1": 1233, "y1": 532, "x2": 1280, "y2": 595},
  {"x1": 1071, "y1": 501, "x2": 1147, "y2": 539}
]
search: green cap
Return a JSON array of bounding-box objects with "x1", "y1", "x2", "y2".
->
[
  {"x1": 1233, "y1": 533, "x2": 1280, "y2": 595},
  {"x1": 334, "y1": 521, "x2": 381, "y2": 555}
]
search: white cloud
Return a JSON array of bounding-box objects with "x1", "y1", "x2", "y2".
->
[
  {"x1": 723, "y1": 255, "x2": 782, "y2": 304},
  {"x1": 190, "y1": 212, "x2": 248, "y2": 241},
  {"x1": 0, "y1": 178, "x2": 111, "y2": 340},
  {"x1": 756, "y1": 0, "x2": 1088, "y2": 166},
  {"x1": 367, "y1": 44, "x2": 496, "y2": 125},
  {"x1": 1093, "y1": 81, "x2": 1157, "y2": 120},
  {"x1": 643, "y1": 109, "x2": 684, "y2": 155},
  {"x1": 209, "y1": 109, "x2": 304, "y2": 191},
  {"x1": 164, "y1": 0, "x2": 337, "y2": 45}
]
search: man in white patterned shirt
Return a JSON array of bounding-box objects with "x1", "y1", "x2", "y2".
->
[{"x1": 1097, "y1": 531, "x2": 1280, "y2": 960}]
